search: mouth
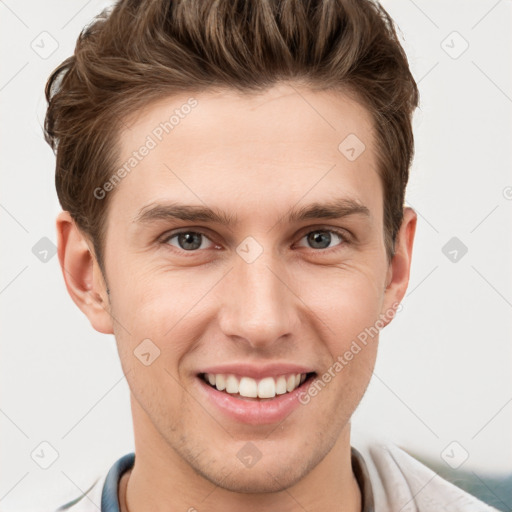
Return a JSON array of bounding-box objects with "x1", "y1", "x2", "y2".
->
[{"x1": 198, "y1": 371, "x2": 317, "y2": 401}]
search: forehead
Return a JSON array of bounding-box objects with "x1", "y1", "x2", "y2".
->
[{"x1": 110, "y1": 83, "x2": 380, "y2": 223}]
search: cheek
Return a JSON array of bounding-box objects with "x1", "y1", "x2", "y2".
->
[
  {"x1": 110, "y1": 263, "x2": 189, "y2": 332},
  {"x1": 110, "y1": 268, "x2": 208, "y2": 375},
  {"x1": 301, "y1": 271, "x2": 382, "y2": 420},
  {"x1": 301, "y1": 264, "x2": 385, "y2": 344},
  {"x1": 109, "y1": 276, "x2": 194, "y2": 430}
]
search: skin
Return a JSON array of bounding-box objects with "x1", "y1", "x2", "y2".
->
[{"x1": 56, "y1": 83, "x2": 416, "y2": 512}]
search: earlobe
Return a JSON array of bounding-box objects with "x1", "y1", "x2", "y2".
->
[
  {"x1": 56, "y1": 211, "x2": 114, "y2": 335},
  {"x1": 381, "y1": 207, "x2": 417, "y2": 322}
]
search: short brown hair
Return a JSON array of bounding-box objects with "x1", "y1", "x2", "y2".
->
[{"x1": 44, "y1": 0, "x2": 419, "y2": 275}]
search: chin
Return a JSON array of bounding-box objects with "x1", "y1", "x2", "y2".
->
[
  {"x1": 187, "y1": 440, "x2": 328, "y2": 495},
  {"x1": 204, "y1": 462, "x2": 304, "y2": 494}
]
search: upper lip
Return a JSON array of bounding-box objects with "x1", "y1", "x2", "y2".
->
[{"x1": 197, "y1": 363, "x2": 315, "y2": 380}]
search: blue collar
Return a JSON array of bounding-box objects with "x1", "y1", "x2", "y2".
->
[{"x1": 101, "y1": 452, "x2": 135, "y2": 512}]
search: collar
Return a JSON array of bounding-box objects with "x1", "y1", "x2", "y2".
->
[
  {"x1": 101, "y1": 448, "x2": 374, "y2": 512},
  {"x1": 101, "y1": 453, "x2": 134, "y2": 512},
  {"x1": 352, "y1": 446, "x2": 375, "y2": 512}
]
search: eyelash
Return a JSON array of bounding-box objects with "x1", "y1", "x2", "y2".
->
[{"x1": 159, "y1": 227, "x2": 351, "y2": 255}]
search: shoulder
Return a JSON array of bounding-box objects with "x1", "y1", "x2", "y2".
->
[
  {"x1": 354, "y1": 440, "x2": 500, "y2": 512},
  {"x1": 54, "y1": 453, "x2": 135, "y2": 512},
  {"x1": 54, "y1": 475, "x2": 105, "y2": 512}
]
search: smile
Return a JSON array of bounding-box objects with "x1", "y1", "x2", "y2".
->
[
  {"x1": 200, "y1": 372, "x2": 313, "y2": 399},
  {"x1": 196, "y1": 369, "x2": 317, "y2": 425}
]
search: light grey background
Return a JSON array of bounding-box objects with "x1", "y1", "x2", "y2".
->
[{"x1": 1, "y1": 0, "x2": 511, "y2": 510}]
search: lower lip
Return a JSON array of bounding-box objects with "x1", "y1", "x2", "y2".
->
[{"x1": 196, "y1": 375, "x2": 314, "y2": 425}]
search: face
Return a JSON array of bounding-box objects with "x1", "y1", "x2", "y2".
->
[{"x1": 80, "y1": 84, "x2": 409, "y2": 492}]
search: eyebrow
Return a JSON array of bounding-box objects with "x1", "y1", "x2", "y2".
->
[{"x1": 133, "y1": 198, "x2": 370, "y2": 226}]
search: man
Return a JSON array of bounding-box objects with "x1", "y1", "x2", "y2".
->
[{"x1": 45, "y1": 0, "x2": 497, "y2": 510}]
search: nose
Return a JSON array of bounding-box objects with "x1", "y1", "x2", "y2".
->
[{"x1": 217, "y1": 247, "x2": 298, "y2": 350}]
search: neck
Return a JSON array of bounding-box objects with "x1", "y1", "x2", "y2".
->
[{"x1": 122, "y1": 399, "x2": 361, "y2": 512}]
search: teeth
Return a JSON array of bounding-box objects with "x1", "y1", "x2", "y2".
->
[
  {"x1": 286, "y1": 374, "x2": 296, "y2": 392},
  {"x1": 215, "y1": 374, "x2": 226, "y2": 391},
  {"x1": 204, "y1": 372, "x2": 309, "y2": 398},
  {"x1": 226, "y1": 374, "x2": 239, "y2": 394},
  {"x1": 275, "y1": 376, "x2": 287, "y2": 395},
  {"x1": 239, "y1": 377, "x2": 258, "y2": 398},
  {"x1": 258, "y1": 377, "x2": 275, "y2": 398}
]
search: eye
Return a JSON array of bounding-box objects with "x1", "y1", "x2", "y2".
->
[
  {"x1": 297, "y1": 228, "x2": 347, "y2": 251},
  {"x1": 160, "y1": 227, "x2": 349, "y2": 254},
  {"x1": 162, "y1": 230, "x2": 217, "y2": 251}
]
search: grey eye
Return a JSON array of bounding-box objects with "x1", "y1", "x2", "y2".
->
[
  {"x1": 302, "y1": 230, "x2": 344, "y2": 250},
  {"x1": 166, "y1": 232, "x2": 213, "y2": 251}
]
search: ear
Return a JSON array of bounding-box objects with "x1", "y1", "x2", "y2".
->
[
  {"x1": 56, "y1": 211, "x2": 114, "y2": 334},
  {"x1": 380, "y1": 207, "x2": 417, "y2": 325}
]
